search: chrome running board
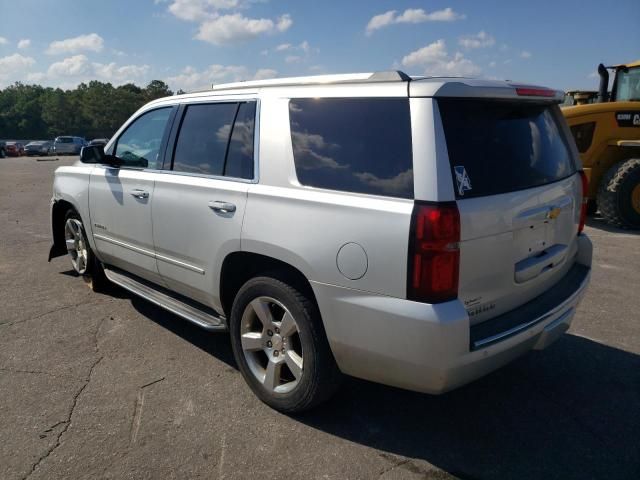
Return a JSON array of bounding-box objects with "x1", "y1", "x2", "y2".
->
[{"x1": 103, "y1": 266, "x2": 226, "y2": 331}]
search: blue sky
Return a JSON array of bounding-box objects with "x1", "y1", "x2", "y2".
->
[{"x1": 0, "y1": 0, "x2": 638, "y2": 91}]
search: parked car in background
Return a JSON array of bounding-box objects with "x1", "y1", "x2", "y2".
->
[
  {"x1": 5, "y1": 141, "x2": 25, "y2": 157},
  {"x1": 88, "y1": 138, "x2": 109, "y2": 147},
  {"x1": 53, "y1": 136, "x2": 86, "y2": 156},
  {"x1": 25, "y1": 140, "x2": 53, "y2": 156}
]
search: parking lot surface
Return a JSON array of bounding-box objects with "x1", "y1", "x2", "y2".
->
[{"x1": 1, "y1": 156, "x2": 639, "y2": 480}]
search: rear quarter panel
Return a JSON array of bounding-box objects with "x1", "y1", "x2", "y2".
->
[{"x1": 242, "y1": 94, "x2": 413, "y2": 297}]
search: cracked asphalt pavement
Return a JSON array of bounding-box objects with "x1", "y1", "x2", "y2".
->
[{"x1": 1, "y1": 156, "x2": 639, "y2": 479}]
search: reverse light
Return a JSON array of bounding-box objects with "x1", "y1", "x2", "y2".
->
[
  {"x1": 578, "y1": 171, "x2": 589, "y2": 234},
  {"x1": 407, "y1": 202, "x2": 460, "y2": 304}
]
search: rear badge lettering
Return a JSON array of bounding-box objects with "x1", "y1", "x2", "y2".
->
[
  {"x1": 454, "y1": 166, "x2": 472, "y2": 196},
  {"x1": 467, "y1": 302, "x2": 496, "y2": 317}
]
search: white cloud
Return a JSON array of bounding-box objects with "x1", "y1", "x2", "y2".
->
[
  {"x1": 276, "y1": 43, "x2": 292, "y2": 51},
  {"x1": 195, "y1": 13, "x2": 292, "y2": 45},
  {"x1": 0, "y1": 54, "x2": 36, "y2": 83},
  {"x1": 167, "y1": 0, "x2": 292, "y2": 45},
  {"x1": 366, "y1": 7, "x2": 464, "y2": 35},
  {"x1": 47, "y1": 55, "x2": 91, "y2": 76},
  {"x1": 17, "y1": 39, "x2": 31, "y2": 49},
  {"x1": 401, "y1": 40, "x2": 481, "y2": 77},
  {"x1": 520, "y1": 50, "x2": 532, "y2": 59},
  {"x1": 489, "y1": 61, "x2": 497, "y2": 68},
  {"x1": 46, "y1": 33, "x2": 104, "y2": 55},
  {"x1": 166, "y1": 64, "x2": 276, "y2": 90},
  {"x1": 0, "y1": 37, "x2": 8, "y2": 45},
  {"x1": 92, "y1": 62, "x2": 150, "y2": 82},
  {"x1": 253, "y1": 68, "x2": 277, "y2": 80},
  {"x1": 401, "y1": 39, "x2": 448, "y2": 67},
  {"x1": 168, "y1": 0, "x2": 240, "y2": 21},
  {"x1": 285, "y1": 55, "x2": 301, "y2": 64},
  {"x1": 458, "y1": 31, "x2": 495, "y2": 49}
]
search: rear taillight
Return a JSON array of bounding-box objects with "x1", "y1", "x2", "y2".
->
[
  {"x1": 578, "y1": 171, "x2": 589, "y2": 234},
  {"x1": 407, "y1": 202, "x2": 460, "y2": 304}
]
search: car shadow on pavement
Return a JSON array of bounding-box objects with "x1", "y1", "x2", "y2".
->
[
  {"x1": 297, "y1": 334, "x2": 640, "y2": 480},
  {"x1": 129, "y1": 295, "x2": 237, "y2": 368},
  {"x1": 124, "y1": 293, "x2": 640, "y2": 479},
  {"x1": 587, "y1": 216, "x2": 640, "y2": 235}
]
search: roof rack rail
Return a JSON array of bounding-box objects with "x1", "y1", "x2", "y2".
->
[{"x1": 368, "y1": 71, "x2": 411, "y2": 82}]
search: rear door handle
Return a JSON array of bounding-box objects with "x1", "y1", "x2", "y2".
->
[
  {"x1": 208, "y1": 201, "x2": 236, "y2": 213},
  {"x1": 130, "y1": 189, "x2": 149, "y2": 199}
]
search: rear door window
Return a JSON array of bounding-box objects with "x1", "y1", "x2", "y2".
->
[
  {"x1": 289, "y1": 98, "x2": 413, "y2": 199},
  {"x1": 172, "y1": 101, "x2": 256, "y2": 179},
  {"x1": 438, "y1": 99, "x2": 577, "y2": 198}
]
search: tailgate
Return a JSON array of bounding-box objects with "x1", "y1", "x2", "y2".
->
[{"x1": 437, "y1": 98, "x2": 582, "y2": 324}]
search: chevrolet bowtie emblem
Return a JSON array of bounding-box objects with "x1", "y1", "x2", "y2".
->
[{"x1": 547, "y1": 207, "x2": 561, "y2": 220}]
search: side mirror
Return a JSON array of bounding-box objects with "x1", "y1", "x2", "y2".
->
[{"x1": 80, "y1": 145, "x2": 122, "y2": 167}]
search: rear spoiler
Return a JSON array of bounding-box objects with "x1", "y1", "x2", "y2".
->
[{"x1": 410, "y1": 79, "x2": 564, "y2": 103}]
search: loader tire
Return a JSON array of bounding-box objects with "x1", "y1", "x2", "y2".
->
[{"x1": 597, "y1": 159, "x2": 640, "y2": 229}]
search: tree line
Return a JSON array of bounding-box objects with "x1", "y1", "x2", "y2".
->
[{"x1": 0, "y1": 80, "x2": 178, "y2": 140}]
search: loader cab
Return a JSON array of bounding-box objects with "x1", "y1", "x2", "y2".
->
[{"x1": 611, "y1": 65, "x2": 640, "y2": 102}]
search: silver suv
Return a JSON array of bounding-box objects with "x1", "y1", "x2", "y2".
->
[{"x1": 49, "y1": 72, "x2": 592, "y2": 412}]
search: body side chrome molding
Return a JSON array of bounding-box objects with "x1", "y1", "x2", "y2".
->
[{"x1": 93, "y1": 233, "x2": 205, "y2": 275}]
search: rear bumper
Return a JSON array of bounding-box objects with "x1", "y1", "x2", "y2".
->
[{"x1": 313, "y1": 234, "x2": 592, "y2": 394}]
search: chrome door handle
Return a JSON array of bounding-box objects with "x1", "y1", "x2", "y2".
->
[
  {"x1": 208, "y1": 201, "x2": 236, "y2": 213},
  {"x1": 130, "y1": 189, "x2": 149, "y2": 199}
]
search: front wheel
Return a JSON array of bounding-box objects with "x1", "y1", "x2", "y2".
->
[
  {"x1": 64, "y1": 210, "x2": 110, "y2": 291},
  {"x1": 229, "y1": 275, "x2": 342, "y2": 412}
]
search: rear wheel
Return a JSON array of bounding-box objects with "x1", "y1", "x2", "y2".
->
[
  {"x1": 64, "y1": 210, "x2": 110, "y2": 291},
  {"x1": 597, "y1": 159, "x2": 640, "y2": 229},
  {"x1": 229, "y1": 274, "x2": 342, "y2": 412}
]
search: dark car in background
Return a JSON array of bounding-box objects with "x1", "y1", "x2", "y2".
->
[
  {"x1": 53, "y1": 136, "x2": 86, "y2": 155},
  {"x1": 25, "y1": 141, "x2": 53, "y2": 156},
  {"x1": 88, "y1": 138, "x2": 109, "y2": 147},
  {"x1": 5, "y1": 142, "x2": 25, "y2": 157}
]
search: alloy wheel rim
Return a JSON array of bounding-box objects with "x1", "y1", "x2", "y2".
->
[
  {"x1": 64, "y1": 218, "x2": 88, "y2": 274},
  {"x1": 240, "y1": 296, "x2": 304, "y2": 394}
]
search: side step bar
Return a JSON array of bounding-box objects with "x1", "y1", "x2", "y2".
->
[{"x1": 103, "y1": 266, "x2": 227, "y2": 331}]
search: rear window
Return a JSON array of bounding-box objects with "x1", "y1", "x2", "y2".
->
[
  {"x1": 438, "y1": 99, "x2": 576, "y2": 198},
  {"x1": 289, "y1": 98, "x2": 413, "y2": 199}
]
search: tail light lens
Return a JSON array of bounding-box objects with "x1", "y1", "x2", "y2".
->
[
  {"x1": 407, "y1": 202, "x2": 460, "y2": 303},
  {"x1": 578, "y1": 171, "x2": 588, "y2": 234}
]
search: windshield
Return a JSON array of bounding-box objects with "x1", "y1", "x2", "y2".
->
[
  {"x1": 615, "y1": 67, "x2": 640, "y2": 101},
  {"x1": 56, "y1": 137, "x2": 73, "y2": 143}
]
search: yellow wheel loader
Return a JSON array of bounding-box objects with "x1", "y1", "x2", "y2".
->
[{"x1": 563, "y1": 60, "x2": 640, "y2": 228}]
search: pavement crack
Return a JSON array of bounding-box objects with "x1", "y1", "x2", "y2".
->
[
  {"x1": 129, "y1": 376, "x2": 165, "y2": 446},
  {"x1": 0, "y1": 301, "x2": 94, "y2": 328},
  {"x1": 21, "y1": 317, "x2": 107, "y2": 480},
  {"x1": 0, "y1": 368, "x2": 82, "y2": 381}
]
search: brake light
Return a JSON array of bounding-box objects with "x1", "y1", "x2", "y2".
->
[
  {"x1": 515, "y1": 87, "x2": 556, "y2": 97},
  {"x1": 578, "y1": 171, "x2": 588, "y2": 234},
  {"x1": 407, "y1": 202, "x2": 460, "y2": 303}
]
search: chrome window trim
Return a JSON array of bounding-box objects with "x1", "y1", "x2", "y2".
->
[{"x1": 171, "y1": 98, "x2": 260, "y2": 183}]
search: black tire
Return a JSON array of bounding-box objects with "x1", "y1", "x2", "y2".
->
[
  {"x1": 229, "y1": 273, "x2": 342, "y2": 412},
  {"x1": 597, "y1": 159, "x2": 640, "y2": 229},
  {"x1": 64, "y1": 210, "x2": 110, "y2": 292}
]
